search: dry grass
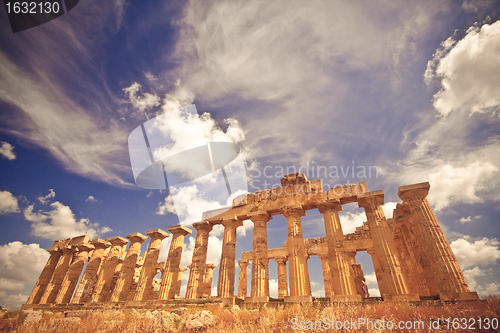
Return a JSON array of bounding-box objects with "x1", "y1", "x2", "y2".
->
[{"x1": 2, "y1": 297, "x2": 499, "y2": 333}]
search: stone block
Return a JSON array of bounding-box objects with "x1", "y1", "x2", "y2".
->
[
  {"x1": 439, "y1": 292, "x2": 479, "y2": 301},
  {"x1": 383, "y1": 293, "x2": 420, "y2": 301},
  {"x1": 330, "y1": 294, "x2": 363, "y2": 302},
  {"x1": 284, "y1": 295, "x2": 313, "y2": 303}
]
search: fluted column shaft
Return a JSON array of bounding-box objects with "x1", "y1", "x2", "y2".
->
[
  {"x1": 159, "y1": 226, "x2": 192, "y2": 300},
  {"x1": 283, "y1": 206, "x2": 311, "y2": 297},
  {"x1": 110, "y1": 233, "x2": 147, "y2": 302},
  {"x1": 203, "y1": 264, "x2": 216, "y2": 297},
  {"x1": 133, "y1": 229, "x2": 168, "y2": 301},
  {"x1": 26, "y1": 241, "x2": 62, "y2": 304},
  {"x1": 318, "y1": 254, "x2": 333, "y2": 297},
  {"x1": 39, "y1": 245, "x2": 76, "y2": 304},
  {"x1": 319, "y1": 202, "x2": 357, "y2": 296},
  {"x1": 217, "y1": 219, "x2": 243, "y2": 298},
  {"x1": 359, "y1": 191, "x2": 410, "y2": 296},
  {"x1": 367, "y1": 248, "x2": 386, "y2": 295},
  {"x1": 55, "y1": 243, "x2": 94, "y2": 304},
  {"x1": 276, "y1": 256, "x2": 289, "y2": 299},
  {"x1": 237, "y1": 260, "x2": 249, "y2": 297},
  {"x1": 399, "y1": 184, "x2": 470, "y2": 294},
  {"x1": 250, "y1": 212, "x2": 272, "y2": 298},
  {"x1": 91, "y1": 237, "x2": 128, "y2": 302},
  {"x1": 186, "y1": 221, "x2": 213, "y2": 299},
  {"x1": 71, "y1": 239, "x2": 111, "y2": 303},
  {"x1": 174, "y1": 267, "x2": 187, "y2": 298}
]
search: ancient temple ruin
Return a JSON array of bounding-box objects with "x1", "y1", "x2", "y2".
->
[{"x1": 23, "y1": 174, "x2": 478, "y2": 309}]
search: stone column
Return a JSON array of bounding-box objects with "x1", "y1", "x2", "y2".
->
[
  {"x1": 186, "y1": 221, "x2": 213, "y2": 299},
  {"x1": 318, "y1": 201, "x2": 359, "y2": 301},
  {"x1": 248, "y1": 211, "x2": 272, "y2": 302},
  {"x1": 174, "y1": 267, "x2": 187, "y2": 298},
  {"x1": 275, "y1": 256, "x2": 289, "y2": 299},
  {"x1": 217, "y1": 218, "x2": 243, "y2": 298},
  {"x1": 203, "y1": 264, "x2": 217, "y2": 297},
  {"x1": 71, "y1": 239, "x2": 111, "y2": 303},
  {"x1": 318, "y1": 254, "x2": 333, "y2": 298},
  {"x1": 133, "y1": 229, "x2": 168, "y2": 301},
  {"x1": 351, "y1": 264, "x2": 367, "y2": 297},
  {"x1": 26, "y1": 241, "x2": 63, "y2": 304},
  {"x1": 391, "y1": 210, "x2": 430, "y2": 297},
  {"x1": 399, "y1": 182, "x2": 478, "y2": 300},
  {"x1": 159, "y1": 225, "x2": 192, "y2": 300},
  {"x1": 91, "y1": 237, "x2": 128, "y2": 303},
  {"x1": 55, "y1": 242, "x2": 94, "y2": 304},
  {"x1": 283, "y1": 206, "x2": 312, "y2": 302},
  {"x1": 39, "y1": 240, "x2": 77, "y2": 304},
  {"x1": 109, "y1": 233, "x2": 148, "y2": 302},
  {"x1": 358, "y1": 191, "x2": 417, "y2": 301},
  {"x1": 237, "y1": 260, "x2": 250, "y2": 297}
]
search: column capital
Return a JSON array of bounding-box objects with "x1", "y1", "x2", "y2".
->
[
  {"x1": 192, "y1": 221, "x2": 214, "y2": 233},
  {"x1": 275, "y1": 256, "x2": 288, "y2": 263},
  {"x1": 61, "y1": 245, "x2": 77, "y2": 254},
  {"x1": 167, "y1": 225, "x2": 193, "y2": 236},
  {"x1": 47, "y1": 240, "x2": 63, "y2": 254},
  {"x1": 366, "y1": 248, "x2": 375, "y2": 256},
  {"x1": 146, "y1": 229, "x2": 169, "y2": 240},
  {"x1": 317, "y1": 253, "x2": 329, "y2": 260},
  {"x1": 282, "y1": 205, "x2": 306, "y2": 218},
  {"x1": 222, "y1": 218, "x2": 244, "y2": 228},
  {"x1": 105, "y1": 236, "x2": 129, "y2": 247},
  {"x1": 357, "y1": 190, "x2": 384, "y2": 208},
  {"x1": 90, "y1": 238, "x2": 112, "y2": 249},
  {"x1": 179, "y1": 267, "x2": 188, "y2": 273},
  {"x1": 76, "y1": 243, "x2": 95, "y2": 253},
  {"x1": 248, "y1": 211, "x2": 271, "y2": 223},
  {"x1": 398, "y1": 182, "x2": 430, "y2": 202},
  {"x1": 238, "y1": 259, "x2": 250, "y2": 266},
  {"x1": 317, "y1": 199, "x2": 342, "y2": 213},
  {"x1": 205, "y1": 263, "x2": 217, "y2": 270},
  {"x1": 126, "y1": 232, "x2": 148, "y2": 243}
]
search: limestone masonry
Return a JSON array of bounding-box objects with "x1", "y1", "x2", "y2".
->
[{"x1": 23, "y1": 174, "x2": 478, "y2": 309}]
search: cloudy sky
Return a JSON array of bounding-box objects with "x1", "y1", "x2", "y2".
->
[{"x1": 1, "y1": 0, "x2": 499, "y2": 309}]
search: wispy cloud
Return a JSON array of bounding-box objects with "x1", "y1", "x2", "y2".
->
[{"x1": 0, "y1": 142, "x2": 16, "y2": 160}]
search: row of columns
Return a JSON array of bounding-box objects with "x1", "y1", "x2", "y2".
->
[{"x1": 27, "y1": 226, "x2": 193, "y2": 305}]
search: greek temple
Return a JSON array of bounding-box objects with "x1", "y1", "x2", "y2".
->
[{"x1": 23, "y1": 173, "x2": 478, "y2": 310}]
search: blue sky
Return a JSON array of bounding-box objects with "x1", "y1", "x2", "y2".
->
[{"x1": 1, "y1": 0, "x2": 500, "y2": 310}]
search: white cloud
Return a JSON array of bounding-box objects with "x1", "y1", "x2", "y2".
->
[
  {"x1": 427, "y1": 162, "x2": 498, "y2": 210},
  {"x1": 312, "y1": 289, "x2": 325, "y2": 298},
  {"x1": 24, "y1": 201, "x2": 112, "y2": 240},
  {"x1": 0, "y1": 141, "x2": 16, "y2": 160},
  {"x1": 368, "y1": 288, "x2": 381, "y2": 297},
  {"x1": 0, "y1": 190, "x2": 19, "y2": 214},
  {"x1": 123, "y1": 82, "x2": 160, "y2": 117},
  {"x1": 0, "y1": 53, "x2": 128, "y2": 185},
  {"x1": 458, "y1": 215, "x2": 482, "y2": 224},
  {"x1": 365, "y1": 272, "x2": 378, "y2": 287},
  {"x1": 85, "y1": 195, "x2": 97, "y2": 203},
  {"x1": 269, "y1": 278, "x2": 278, "y2": 299},
  {"x1": 37, "y1": 189, "x2": 55, "y2": 204},
  {"x1": 450, "y1": 236, "x2": 500, "y2": 269},
  {"x1": 236, "y1": 220, "x2": 253, "y2": 238},
  {"x1": 463, "y1": 267, "x2": 500, "y2": 298},
  {"x1": 0, "y1": 241, "x2": 50, "y2": 310},
  {"x1": 161, "y1": 80, "x2": 195, "y2": 113},
  {"x1": 428, "y1": 21, "x2": 500, "y2": 116}
]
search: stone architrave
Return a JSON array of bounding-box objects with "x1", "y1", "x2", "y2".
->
[
  {"x1": 317, "y1": 254, "x2": 333, "y2": 298},
  {"x1": 203, "y1": 264, "x2": 217, "y2": 297},
  {"x1": 358, "y1": 191, "x2": 417, "y2": 301},
  {"x1": 283, "y1": 206, "x2": 312, "y2": 302},
  {"x1": 186, "y1": 221, "x2": 214, "y2": 299},
  {"x1": 39, "y1": 239, "x2": 77, "y2": 304},
  {"x1": 398, "y1": 183, "x2": 479, "y2": 301},
  {"x1": 133, "y1": 229, "x2": 168, "y2": 301},
  {"x1": 217, "y1": 218, "x2": 243, "y2": 298},
  {"x1": 71, "y1": 239, "x2": 111, "y2": 303},
  {"x1": 55, "y1": 241, "x2": 94, "y2": 304},
  {"x1": 159, "y1": 225, "x2": 192, "y2": 300},
  {"x1": 26, "y1": 240, "x2": 63, "y2": 305},
  {"x1": 174, "y1": 267, "x2": 187, "y2": 298},
  {"x1": 318, "y1": 201, "x2": 359, "y2": 301},
  {"x1": 237, "y1": 260, "x2": 250, "y2": 298},
  {"x1": 275, "y1": 256, "x2": 289, "y2": 299},
  {"x1": 248, "y1": 211, "x2": 272, "y2": 302},
  {"x1": 109, "y1": 233, "x2": 148, "y2": 302},
  {"x1": 91, "y1": 237, "x2": 128, "y2": 303}
]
